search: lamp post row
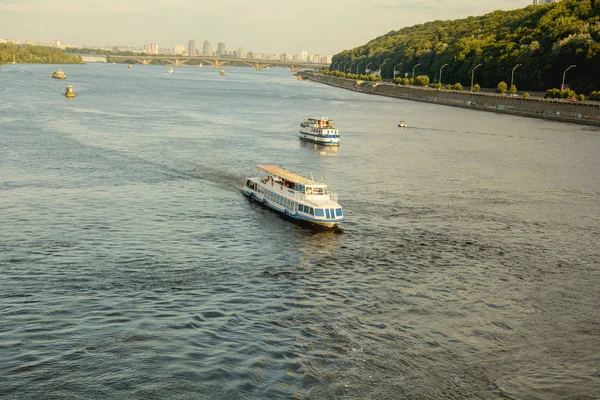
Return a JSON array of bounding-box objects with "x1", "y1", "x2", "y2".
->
[{"x1": 331, "y1": 61, "x2": 575, "y2": 94}]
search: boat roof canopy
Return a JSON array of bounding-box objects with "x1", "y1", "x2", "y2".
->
[{"x1": 257, "y1": 165, "x2": 319, "y2": 185}]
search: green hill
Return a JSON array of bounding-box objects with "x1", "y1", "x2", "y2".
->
[{"x1": 332, "y1": 0, "x2": 600, "y2": 93}]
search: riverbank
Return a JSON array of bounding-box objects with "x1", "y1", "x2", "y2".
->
[{"x1": 300, "y1": 72, "x2": 600, "y2": 127}]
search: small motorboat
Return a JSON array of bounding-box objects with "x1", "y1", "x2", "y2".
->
[
  {"x1": 168, "y1": 67, "x2": 174, "y2": 74},
  {"x1": 220, "y1": 70, "x2": 226, "y2": 76},
  {"x1": 398, "y1": 121, "x2": 407, "y2": 128},
  {"x1": 128, "y1": 64, "x2": 132, "y2": 69},
  {"x1": 64, "y1": 84, "x2": 75, "y2": 98}
]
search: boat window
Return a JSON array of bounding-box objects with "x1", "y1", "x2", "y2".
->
[
  {"x1": 325, "y1": 209, "x2": 330, "y2": 218},
  {"x1": 336, "y1": 208, "x2": 343, "y2": 216},
  {"x1": 313, "y1": 188, "x2": 324, "y2": 195},
  {"x1": 315, "y1": 209, "x2": 324, "y2": 217}
]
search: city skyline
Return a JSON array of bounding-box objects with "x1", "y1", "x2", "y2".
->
[{"x1": 1, "y1": 0, "x2": 535, "y2": 55}]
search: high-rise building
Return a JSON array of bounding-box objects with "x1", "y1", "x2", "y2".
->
[
  {"x1": 188, "y1": 39, "x2": 196, "y2": 57},
  {"x1": 150, "y1": 43, "x2": 158, "y2": 55},
  {"x1": 203, "y1": 41, "x2": 211, "y2": 56},
  {"x1": 237, "y1": 47, "x2": 246, "y2": 59},
  {"x1": 218, "y1": 42, "x2": 226, "y2": 56},
  {"x1": 300, "y1": 50, "x2": 308, "y2": 62},
  {"x1": 144, "y1": 44, "x2": 151, "y2": 54}
]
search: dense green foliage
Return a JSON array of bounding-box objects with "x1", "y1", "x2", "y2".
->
[
  {"x1": 331, "y1": 0, "x2": 600, "y2": 93},
  {"x1": 0, "y1": 43, "x2": 82, "y2": 64},
  {"x1": 321, "y1": 69, "x2": 383, "y2": 81},
  {"x1": 545, "y1": 88, "x2": 579, "y2": 99},
  {"x1": 414, "y1": 75, "x2": 430, "y2": 86},
  {"x1": 66, "y1": 47, "x2": 146, "y2": 57}
]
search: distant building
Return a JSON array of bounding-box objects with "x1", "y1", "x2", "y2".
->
[
  {"x1": 173, "y1": 44, "x2": 186, "y2": 55},
  {"x1": 218, "y1": 42, "x2": 226, "y2": 56},
  {"x1": 237, "y1": 47, "x2": 246, "y2": 59},
  {"x1": 73, "y1": 54, "x2": 107, "y2": 63},
  {"x1": 203, "y1": 40, "x2": 212, "y2": 56},
  {"x1": 300, "y1": 50, "x2": 308, "y2": 62},
  {"x1": 188, "y1": 39, "x2": 196, "y2": 57},
  {"x1": 532, "y1": 0, "x2": 559, "y2": 4}
]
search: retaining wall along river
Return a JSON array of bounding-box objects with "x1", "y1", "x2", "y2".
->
[{"x1": 300, "y1": 72, "x2": 600, "y2": 126}]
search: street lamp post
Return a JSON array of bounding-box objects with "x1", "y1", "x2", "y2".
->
[
  {"x1": 511, "y1": 64, "x2": 522, "y2": 89},
  {"x1": 471, "y1": 63, "x2": 482, "y2": 92},
  {"x1": 365, "y1": 62, "x2": 373, "y2": 75},
  {"x1": 378, "y1": 61, "x2": 388, "y2": 78},
  {"x1": 356, "y1": 62, "x2": 363, "y2": 74},
  {"x1": 412, "y1": 63, "x2": 422, "y2": 84},
  {"x1": 393, "y1": 63, "x2": 402, "y2": 79},
  {"x1": 349, "y1": 62, "x2": 355, "y2": 74},
  {"x1": 342, "y1": 62, "x2": 347, "y2": 74},
  {"x1": 439, "y1": 63, "x2": 449, "y2": 88},
  {"x1": 561, "y1": 65, "x2": 576, "y2": 91}
]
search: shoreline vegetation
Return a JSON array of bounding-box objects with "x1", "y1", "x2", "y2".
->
[
  {"x1": 331, "y1": 0, "x2": 599, "y2": 95},
  {"x1": 0, "y1": 43, "x2": 82, "y2": 65}
]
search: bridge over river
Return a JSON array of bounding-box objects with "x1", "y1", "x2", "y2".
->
[{"x1": 107, "y1": 55, "x2": 328, "y2": 72}]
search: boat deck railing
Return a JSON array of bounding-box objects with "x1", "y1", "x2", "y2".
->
[{"x1": 294, "y1": 192, "x2": 338, "y2": 203}]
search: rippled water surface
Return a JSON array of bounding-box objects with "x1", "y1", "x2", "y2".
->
[{"x1": 1, "y1": 64, "x2": 599, "y2": 399}]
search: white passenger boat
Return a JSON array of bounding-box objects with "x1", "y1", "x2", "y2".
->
[
  {"x1": 242, "y1": 165, "x2": 344, "y2": 229},
  {"x1": 299, "y1": 117, "x2": 340, "y2": 146}
]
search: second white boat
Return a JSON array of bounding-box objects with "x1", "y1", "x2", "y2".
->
[{"x1": 299, "y1": 117, "x2": 340, "y2": 146}]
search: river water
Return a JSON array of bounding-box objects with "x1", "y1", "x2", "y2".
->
[{"x1": 1, "y1": 64, "x2": 599, "y2": 399}]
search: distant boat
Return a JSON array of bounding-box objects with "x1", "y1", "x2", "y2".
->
[
  {"x1": 220, "y1": 70, "x2": 226, "y2": 76},
  {"x1": 168, "y1": 67, "x2": 174, "y2": 74},
  {"x1": 398, "y1": 121, "x2": 407, "y2": 128},
  {"x1": 64, "y1": 84, "x2": 75, "y2": 98},
  {"x1": 128, "y1": 64, "x2": 132, "y2": 69},
  {"x1": 51, "y1": 69, "x2": 66, "y2": 79},
  {"x1": 199, "y1": 63, "x2": 203, "y2": 68}
]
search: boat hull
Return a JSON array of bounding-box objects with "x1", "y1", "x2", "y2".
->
[
  {"x1": 298, "y1": 135, "x2": 340, "y2": 146},
  {"x1": 298, "y1": 128, "x2": 340, "y2": 146},
  {"x1": 242, "y1": 187, "x2": 341, "y2": 229}
]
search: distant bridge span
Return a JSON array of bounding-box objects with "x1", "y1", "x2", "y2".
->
[{"x1": 107, "y1": 55, "x2": 329, "y2": 72}]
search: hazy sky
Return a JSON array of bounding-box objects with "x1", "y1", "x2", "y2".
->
[{"x1": 1, "y1": 0, "x2": 529, "y2": 55}]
